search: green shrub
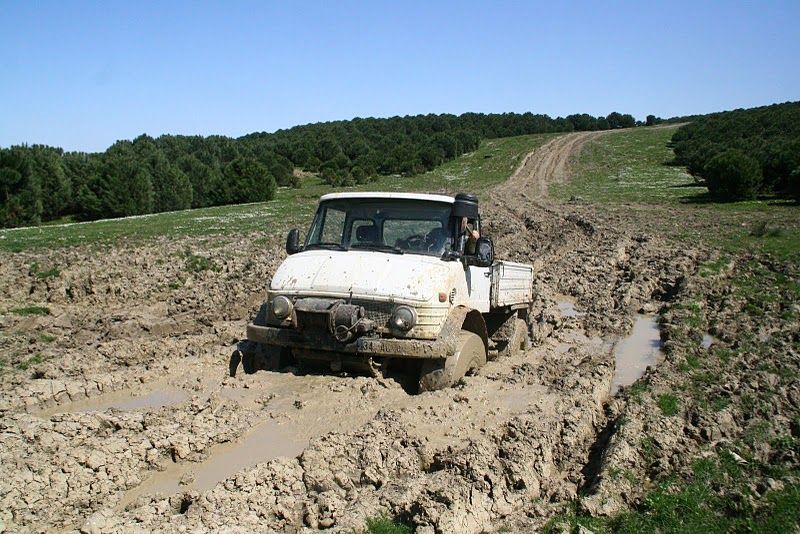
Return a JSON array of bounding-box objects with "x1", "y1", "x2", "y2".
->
[
  {"x1": 183, "y1": 253, "x2": 219, "y2": 273},
  {"x1": 17, "y1": 352, "x2": 45, "y2": 370},
  {"x1": 703, "y1": 149, "x2": 763, "y2": 200},
  {"x1": 29, "y1": 263, "x2": 60, "y2": 279},
  {"x1": 362, "y1": 516, "x2": 412, "y2": 534},
  {"x1": 762, "y1": 140, "x2": 800, "y2": 191}
]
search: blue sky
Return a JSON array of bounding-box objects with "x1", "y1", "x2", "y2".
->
[{"x1": 1, "y1": 0, "x2": 798, "y2": 152}]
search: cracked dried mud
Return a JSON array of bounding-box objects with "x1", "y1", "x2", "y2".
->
[{"x1": 1, "y1": 130, "x2": 795, "y2": 533}]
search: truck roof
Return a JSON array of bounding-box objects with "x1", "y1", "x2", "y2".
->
[{"x1": 319, "y1": 192, "x2": 455, "y2": 203}]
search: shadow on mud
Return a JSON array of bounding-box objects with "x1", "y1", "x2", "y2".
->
[{"x1": 580, "y1": 412, "x2": 621, "y2": 495}]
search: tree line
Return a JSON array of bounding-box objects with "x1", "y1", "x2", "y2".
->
[
  {"x1": 1, "y1": 110, "x2": 640, "y2": 228},
  {"x1": 670, "y1": 101, "x2": 800, "y2": 201}
]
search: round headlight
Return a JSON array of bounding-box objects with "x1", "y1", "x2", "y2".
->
[
  {"x1": 390, "y1": 306, "x2": 417, "y2": 331},
  {"x1": 272, "y1": 295, "x2": 293, "y2": 319}
]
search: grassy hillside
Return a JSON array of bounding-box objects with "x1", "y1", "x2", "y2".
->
[
  {"x1": 551, "y1": 126, "x2": 694, "y2": 204},
  {"x1": 554, "y1": 126, "x2": 800, "y2": 261},
  {"x1": 1, "y1": 110, "x2": 629, "y2": 230},
  {"x1": 0, "y1": 132, "x2": 559, "y2": 252}
]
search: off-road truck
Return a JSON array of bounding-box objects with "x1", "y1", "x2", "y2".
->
[{"x1": 236, "y1": 192, "x2": 534, "y2": 391}]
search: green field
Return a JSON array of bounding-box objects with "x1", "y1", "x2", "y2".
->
[
  {"x1": 0, "y1": 133, "x2": 559, "y2": 253},
  {"x1": 554, "y1": 126, "x2": 800, "y2": 262},
  {"x1": 552, "y1": 126, "x2": 695, "y2": 204}
]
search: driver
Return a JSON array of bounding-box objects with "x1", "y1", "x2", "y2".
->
[{"x1": 460, "y1": 217, "x2": 480, "y2": 254}]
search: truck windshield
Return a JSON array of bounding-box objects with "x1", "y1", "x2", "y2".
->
[{"x1": 305, "y1": 199, "x2": 455, "y2": 257}]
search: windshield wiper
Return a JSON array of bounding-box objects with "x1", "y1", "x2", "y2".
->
[
  {"x1": 349, "y1": 243, "x2": 404, "y2": 254},
  {"x1": 305, "y1": 242, "x2": 348, "y2": 251}
]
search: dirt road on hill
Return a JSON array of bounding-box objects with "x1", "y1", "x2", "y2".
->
[
  {"x1": 503, "y1": 130, "x2": 608, "y2": 199},
  {"x1": 0, "y1": 131, "x2": 732, "y2": 532}
]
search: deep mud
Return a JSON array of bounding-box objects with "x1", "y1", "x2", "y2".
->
[
  {"x1": 0, "y1": 131, "x2": 721, "y2": 532},
  {"x1": 575, "y1": 255, "x2": 800, "y2": 523}
]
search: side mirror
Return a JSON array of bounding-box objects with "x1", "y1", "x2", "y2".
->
[
  {"x1": 474, "y1": 237, "x2": 494, "y2": 267},
  {"x1": 286, "y1": 229, "x2": 302, "y2": 255}
]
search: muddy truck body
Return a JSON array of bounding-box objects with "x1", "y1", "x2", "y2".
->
[{"x1": 238, "y1": 192, "x2": 534, "y2": 391}]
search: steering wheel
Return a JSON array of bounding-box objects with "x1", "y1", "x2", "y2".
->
[
  {"x1": 424, "y1": 229, "x2": 446, "y2": 252},
  {"x1": 404, "y1": 234, "x2": 426, "y2": 250}
]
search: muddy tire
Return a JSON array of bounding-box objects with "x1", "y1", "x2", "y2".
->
[
  {"x1": 498, "y1": 318, "x2": 529, "y2": 358},
  {"x1": 418, "y1": 330, "x2": 487, "y2": 392}
]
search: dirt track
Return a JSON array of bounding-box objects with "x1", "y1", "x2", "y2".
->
[
  {"x1": 0, "y1": 132, "x2": 711, "y2": 532},
  {"x1": 503, "y1": 131, "x2": 604, "y2": 199}
]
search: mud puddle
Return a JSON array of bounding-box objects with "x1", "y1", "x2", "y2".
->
[
  {"x1": 611, "y1": 315, "x2": 663, "y2": 394},
  {"x1": 119, "y1": 419, "x2": 305, "y2": 509},
  {"x1": 557, "y1": 295, "x2": 584, "y2": 318},
  {"x1": 36, "y1": 385, "x2": 191, "y2": 417},
  {"x1": 555, "y1": 330, "x2": 612, "y2": 355},
  {"x1": 118, "y1": 374, "x2": 405, "y2": 508}
]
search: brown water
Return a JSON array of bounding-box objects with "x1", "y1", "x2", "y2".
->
[
  {"x1": 611, "y1": 315, "x2": 663, "y2": 395},
  {"x1": 118, "y1": 419, "x2": 305, "y2": 508},
  {"x1": 502, "y1": 384, "x2": 549, "y2": 412},
  {"x1": 555, "y1": 330, "x2": 610, "y2": 355},
  {"x1": 37, "y1": 386, "x2": 191, "y2": 417},
  {"x1": 556, "y1": 296, "x2": 584, "y2": 318},
  {"x1": 115, "y1": 373, "x2": 399, "y2": 508}
]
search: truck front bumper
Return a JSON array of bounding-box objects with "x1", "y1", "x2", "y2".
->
[{"x1": 246, "y1": 324, "x2": 453, "y2": 359}]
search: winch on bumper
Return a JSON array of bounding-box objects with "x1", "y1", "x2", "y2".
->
[{"x1": 245, "y1": 296, "x2": 471, "y2": 360}]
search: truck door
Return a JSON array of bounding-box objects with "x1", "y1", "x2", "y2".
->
[{"x1": 466, "y1": 265, "x2": 491, "y2": 312}]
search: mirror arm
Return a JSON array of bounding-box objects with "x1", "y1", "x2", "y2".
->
[{"x1": 456, "y1": 234, "x2": 467, "y2": 255}]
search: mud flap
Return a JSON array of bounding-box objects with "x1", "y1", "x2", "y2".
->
[
  {"x1": 232, "y1": 340, "x2": 292, "y2": 376},
  {"x1": 229, "y1": 349, "x2": 242, "y2": 377}
]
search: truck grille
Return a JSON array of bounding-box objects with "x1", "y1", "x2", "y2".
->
[
  {"x1": 293, "y1": 299, "x2": 395, "y2": 332},
  {"x1": 354, "y1": 300, "x2": 394, "y2": 328},
  {"x1": 353, "y1": 300, "x2": 447, "y2": 336},
  {"x1": 282, "y1": 295, "x2": 448, "y2": 339}
]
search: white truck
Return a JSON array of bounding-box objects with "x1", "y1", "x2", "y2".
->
[{"x1": 237, "y1": 192, "x2": 534, "y2": 391}]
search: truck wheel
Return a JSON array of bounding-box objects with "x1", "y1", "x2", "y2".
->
[
  {"x1": 498, "y1": 318, "x2": 529, "y2": 358},
  {"x1": 418, "y1": 330, "x2": 486, "y2": 392}
]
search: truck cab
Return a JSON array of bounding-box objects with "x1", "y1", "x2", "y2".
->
[{"x1": 239, "y1": 192, "x2": 533, "y2": 391}]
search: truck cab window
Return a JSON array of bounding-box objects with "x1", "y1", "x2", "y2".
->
[{"x1": 312, "y1": 207, "x2": 346, "y2": 245}]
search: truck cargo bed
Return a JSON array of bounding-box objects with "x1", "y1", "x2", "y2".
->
[{"x1": 490, "y1": 261, "x2": 533, "y2": 308}]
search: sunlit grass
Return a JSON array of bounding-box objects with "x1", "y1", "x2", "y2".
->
[
  {"x1": 551, "y1": 126, "x2": 693, "y2": 204},
  {"x1": 552, "y1": 126, "x2": 800, "y2": 261}
]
